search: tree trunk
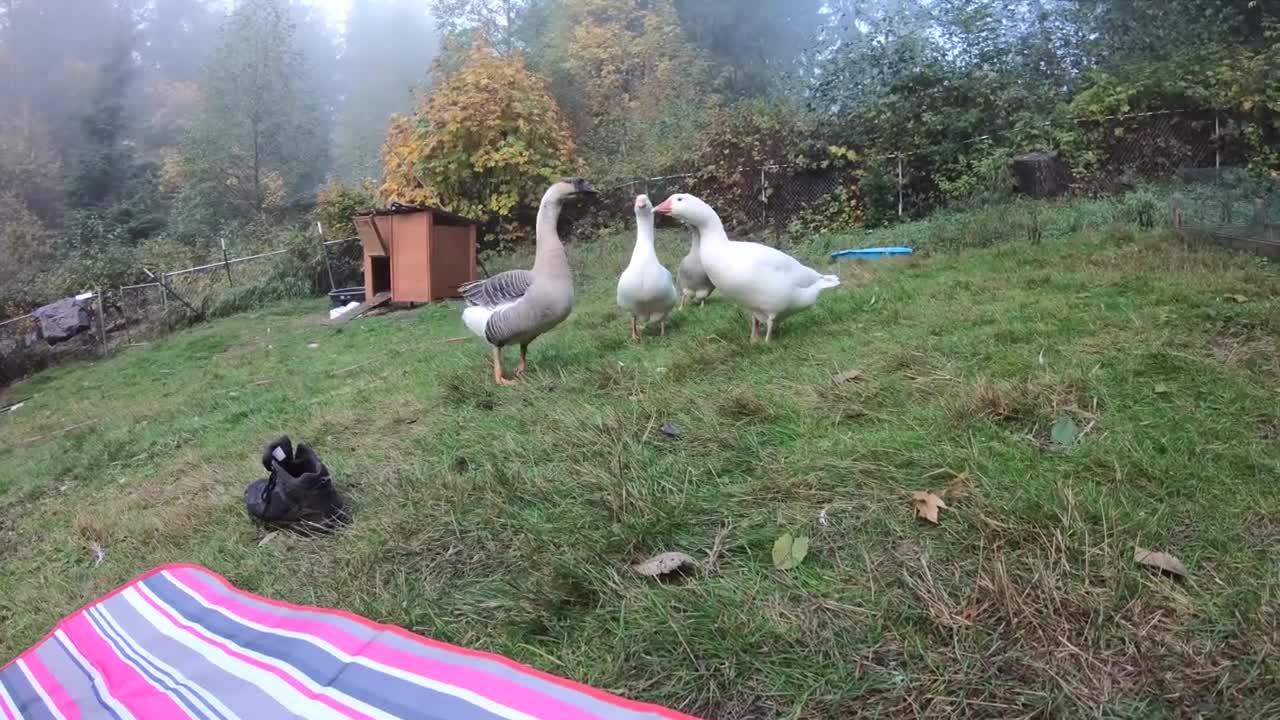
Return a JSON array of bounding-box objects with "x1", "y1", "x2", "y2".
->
[{"x1": 252, "y1": 122, "x2": 262, "y2": 215}]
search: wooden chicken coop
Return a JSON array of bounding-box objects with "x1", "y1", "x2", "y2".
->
[{"x1": 352, "y1": 204, "x2": 479, "y2": 307}]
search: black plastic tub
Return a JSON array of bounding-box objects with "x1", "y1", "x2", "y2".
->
[{"x1": 328, "y1": 287, "x2": 366, "y2": 308}]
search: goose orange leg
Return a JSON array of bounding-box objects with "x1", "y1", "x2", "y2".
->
[
  {"x1": 631, "y1": 316, "x2": 641, "y2": 341},
  {"x1": 514, "y1": 344, "x2": 528, "y2": 379},
  {"x1": 765, "y1": 316, "x2": 776, "y2": 343},
  {"x1": 492, "y1": 346, "x2": 516, "y2": 386}
]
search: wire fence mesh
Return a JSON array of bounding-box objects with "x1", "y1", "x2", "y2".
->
[
  {"x1": 0, "y1": 235, "x2": 362, "y2": 385},
  {"x1": 597, "y1": 110, "x2": 1254, "y2": 237},
  {"x1": 1172, "y1": 170, "x2": 1280, "y2": 258}
]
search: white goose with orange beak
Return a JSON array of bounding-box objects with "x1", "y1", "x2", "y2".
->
[
  {"x1": 616, "y1": 194, "x2": 678, "y2": 339},
  {"x1": 654, "y1": 193, "x2": 840, "y2": 342}
]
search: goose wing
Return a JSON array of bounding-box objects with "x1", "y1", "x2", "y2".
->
[{"x1": 460, "y1": 270, "x2": 534, "y2": 308}]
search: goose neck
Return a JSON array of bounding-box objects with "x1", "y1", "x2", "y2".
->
[
  {"x1": 631, "y1": 213, "x2": 657, "y2": 263},
  {"x1": 533, "y1": 197, "x2": 569, "y2": 276}
]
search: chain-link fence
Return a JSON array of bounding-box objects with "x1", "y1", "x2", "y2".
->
[
  {"x1": 1172, "y1": 170, "x2": 1280, "y2": 258},
  {"x1": 596, "y1": 109, "x2": 1268, "y2": 240},
  {"x1": 598, "y1": 165, "x2": 853, "y2": 240},
  {"x1": 0, "y1": 234, "x2": 361, "y2": 386}
]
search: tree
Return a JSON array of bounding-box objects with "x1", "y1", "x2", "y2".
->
[
  {"x1": 333, "y1": 0, "x2": 440, "y2": 183},
  {"x1": 674, "y1": 0, "x2": 823, "y2": 98},
  {"x1": 543, "y1": 0, "x2": 714, "y2": 176},
  {"x1": 380, "y1": 41, "x2": 576, "y2": 238},
  {"x1": 431, "y1": 0, "x2": 533, "y2": 57},
  {"x1": 69, "y1": 31, "x2": 138, "y2": 208},
  {"x1": 0, "y1": 107, "x2": 64, "y2": 222},
  {"x1": 137, "y1": 0, "x2": 220, "y2": 83},
  {"x1": 176, "y1": 0, "x2": 328, "y2": 227}
]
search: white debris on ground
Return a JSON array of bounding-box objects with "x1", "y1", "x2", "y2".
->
[{"x1": 328, "y1": 301, "x2": 361, "y2": 321}]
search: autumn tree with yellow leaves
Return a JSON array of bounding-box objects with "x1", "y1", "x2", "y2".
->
[
  {"x1": 381, "y1": 41, "x2": 578, "y2": 239},
  {"x1": 543, "y1": 0, "x2": 714, "y2": 176}
]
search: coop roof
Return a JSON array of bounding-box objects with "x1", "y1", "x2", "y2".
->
[{"x1": 354, "y1": 203, "x2": 480, "y2": 226}]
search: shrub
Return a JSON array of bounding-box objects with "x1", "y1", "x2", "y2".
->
[{"x1": 381, "y1": 41, "x2": 578, "y2": 243}]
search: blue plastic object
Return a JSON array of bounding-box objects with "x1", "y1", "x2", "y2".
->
[{"x1": 831, "y1": 246, "x2": 913, "y2": 260}]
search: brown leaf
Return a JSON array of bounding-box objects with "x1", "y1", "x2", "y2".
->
[
  {"x1": 632, "y1": 551, "x2": 695, "y2": 577},
  {"x1": 832, "y1": 369, "x2": 865, "y2": 385},
  {"x1": 911, "y1": 491, "x2": 948, "y2": 524},
  {"x1": 944, "y1": 472, "x2": 971, "y2": 500},
  {"x1": 1224, "y1": 294, "x2": 1249, "y2": 304},
  {"x1": 1134, "y1": 546, "x2": 1187, "y2": 578}
]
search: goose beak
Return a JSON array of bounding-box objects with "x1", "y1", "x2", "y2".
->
[
  {"x1": 654, "y1": 198, "x2": 674, "y2": 215},
  {"x1": 571, "y1": 178, "x2": 598, "y2": 196}
]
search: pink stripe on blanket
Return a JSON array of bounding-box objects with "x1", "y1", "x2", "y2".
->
[
  {"x1": 167, "y1": 568, "x2": 600, "y2": 720},
  {"x1": 18, "y1": 654, "x2": 81, "y2": 720},
  {"x1": 131, "y1": 586, "x2": 375, "y2": 720},
  {"x1": 60, "y1": 615, "x2": 189, "y2": 719}
]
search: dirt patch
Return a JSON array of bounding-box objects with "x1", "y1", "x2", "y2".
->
[
  {"x1": 949, "y1": 378, "x2": 1098, "y2": 435},
  {"x1": 1244, "y1": 512, "x2": 1280, "y2": 557},
  {"x1": 1259, "y1": 419, "x2": 1280, "y2": 442},
  {"x1": 719, "y1": 387, "x2": 770, "y2": 420},
  {"x1": 1210, "y1": 331, "x2": 1276, "y2": 369}
]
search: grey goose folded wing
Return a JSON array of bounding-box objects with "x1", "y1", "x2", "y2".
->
[
  {"x1": 482, "y1": 301, "x2": 535, "y2": 346},
  {"x1": 460, "y1": 270, "x2": 534, "y2": 308}
]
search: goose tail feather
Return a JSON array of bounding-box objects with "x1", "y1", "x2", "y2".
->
[
  {"x1": 462, "y1": 306, "x2": 494, "y2": 340},
  {"x1": 815, "y1": 274, "x2": 841, "y2": 290}
]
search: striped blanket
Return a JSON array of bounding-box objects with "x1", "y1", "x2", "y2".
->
[{"x1": 0, "y1": 564, "x2": 696, "y2": 720}]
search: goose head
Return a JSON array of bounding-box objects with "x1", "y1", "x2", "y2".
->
[
  {"x1": 634, "y1": 194, "x2": 653, "y2": 218},
  {"x1": 544, "y1": 177, "x2": 598, "y2": 205},
  {"x1": 654, "y1": 193, "x2": 717, "y2": 228}
]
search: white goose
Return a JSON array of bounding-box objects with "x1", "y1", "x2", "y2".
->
[
  {"x1": 616, "y1": 194, "x2": 678, "y2": 339},
  {"x1": 655, "y1": 193, "x2": 839, "y2": 342},
  {"x1": 677, "y1": 229, "x2": 714, "y2": 309}
]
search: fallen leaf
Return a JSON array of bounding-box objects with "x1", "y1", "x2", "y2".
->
[
  {"x1": 944, "y1": 472, "x2": 971, "y2": 500},
  {"x1": 1051, "y1": 415, "x2": 1080, "y2": 446},
  {"x1": 660, "y1": 421, "x2": 681, "y2": 438},
  {"x1": 258, "y1": 531, "x2": 279, "y2": 547},
  {"x1": 817, "y1": 506, "x2": 831, "y2": 527},
  {"x1": 832, "y1": 369, "x2": 865, "y2": 385},
  {"x1": 307, "y1": 343, "x2": 320, "y2": 349},
  {"x1": 912, "y1": 491, "x2": 948, "y2": 524},
  {"x1": 1153, "y1": 383, "x2": 1170, "y2": 395},
  {"x1": 1134, "y1": 546, "x2": 1187, "y2": 578},
  {"x1": 1224, "y1": 294, "x2": 1248, "y2": 304},
  {"x1": 632, "y1": 551, "x2": 695, "y2": 577},
  {"x1": 772, "y1": 533, "x2": 811, "y2": 570}
]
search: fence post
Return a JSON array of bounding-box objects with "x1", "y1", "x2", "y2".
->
[
  {"x1": 1170, "y1": 197, "x2": 1181, "y2": 231},
  {"x1": 317, "y1": 221, "x2": 337, "y2": 292},
  {"x1": 1214, "y1": 112, "x2": 1221, "y2": 175},
  {"x1": 118, "y1": 286, "x2": 131, "y2": 346},
  {"x1": 94, "y1": 287, "x2": 107, "y2": 357},
  {"x1": 760, "y1": 166, "x2": 768, "y2": 229},
  {"x1": 897, "y1": 154, "x2": 904, "y2": 218},
  {"x1": 220, "y1": 236, "x2": 234, "y2": 286}
]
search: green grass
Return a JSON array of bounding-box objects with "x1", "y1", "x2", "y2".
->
[{"x1": 2, "y1": 200, "x2": 1279, "y2": 718}]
